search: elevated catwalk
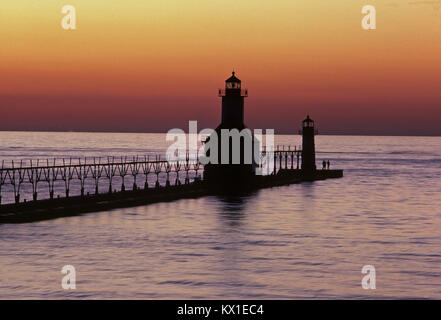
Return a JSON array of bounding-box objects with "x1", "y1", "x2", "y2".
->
[{"x1": 0, "y1": 165, "x2": 343, "y2": 224}]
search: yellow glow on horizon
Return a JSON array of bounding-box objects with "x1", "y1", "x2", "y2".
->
[{"x1": 1, "y1": 0, "x2": 440, "y2": 99}]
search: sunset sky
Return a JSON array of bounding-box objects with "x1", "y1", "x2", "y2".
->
[{"x1": 1, "y1": 0, "x2": 440, "y2": 135}]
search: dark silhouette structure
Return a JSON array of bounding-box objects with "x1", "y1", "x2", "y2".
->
[
  {"x1": 0, "y1": 72, "x2": 344, "y2": 223},
  {"x1": 203, "y1": 72, "x2": 257, "y2": 187},
  {"x1": 301, "y1": 115, "x2": 317, "y2": 176},
  {"x1": 220, "y1": 72, "x2": 246, "y2": 127}
]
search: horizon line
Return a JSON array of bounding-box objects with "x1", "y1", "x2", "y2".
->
[{"x1": 1, "y1": 129, "x2": 440, "y2": 138}]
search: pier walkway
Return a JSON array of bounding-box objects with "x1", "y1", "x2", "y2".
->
[{"x1": 0, "y1": 147, "x2": 343, "y2": 223}]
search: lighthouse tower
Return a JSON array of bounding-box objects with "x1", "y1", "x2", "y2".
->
[
  {"x1": 301, "y1": 115, "x2": 317, "y2": 174},
  {"x1": 220, "y1": 72, "x2": 246, "y2": 127},
  {"x1": 203, "y1": 72, "x2": 257, "y2": 187}
]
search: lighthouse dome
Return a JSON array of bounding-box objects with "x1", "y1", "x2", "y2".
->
[
  {"x1": 226, "y1": 71, "x2": 241, "y2": 83},
  {"x1": 225, "y1": 72, "x2": 241, "y2": 89},
  {"x1": 303, "y1": 115, "x2": 314, "y2": 128}
]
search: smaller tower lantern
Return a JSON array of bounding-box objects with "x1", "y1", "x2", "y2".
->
[
  {"x1": 301, "y1": 115, "x2": 317, "y2": 174},
  {"x1": 303, "y1": 115, "x2": 314, "y2": 128}
]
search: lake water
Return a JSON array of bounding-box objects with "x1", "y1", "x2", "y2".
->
[{"x1": 1, "y1": 132, "x2": 441, "y2": 299}]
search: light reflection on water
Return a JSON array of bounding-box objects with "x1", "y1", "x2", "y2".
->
[{"x1": 1, "y1": 132, "x2": 441, "y2": 299}]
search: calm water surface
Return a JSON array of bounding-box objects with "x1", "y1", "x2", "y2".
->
[{"x1": 1, "y1": 132, "x2": 441, "y2": 299}]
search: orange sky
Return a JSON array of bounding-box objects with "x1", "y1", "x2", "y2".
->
[{"x1": 1, "y1": 0, "x2": 440, "y2": 135}]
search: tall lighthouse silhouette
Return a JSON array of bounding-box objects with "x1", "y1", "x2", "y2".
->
[{"x1": 203, "y1": 72, "x2": 257, "y2": 187}]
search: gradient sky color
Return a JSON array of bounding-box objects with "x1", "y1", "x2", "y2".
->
[{"x1": 1, "y1": 0, "x2": 440, "y2": 135}]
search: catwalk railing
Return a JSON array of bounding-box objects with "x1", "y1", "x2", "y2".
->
[{"x1": 0, "y1": 146, "x2": 302, "y2": 205}]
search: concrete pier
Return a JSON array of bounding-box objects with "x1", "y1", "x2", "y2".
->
[
  {"x1": 0, "y1": 164, "x2": 343, "y2": 224},
  {"x1": 0, "y1": 74, "x2": 344, "y2": 223}
]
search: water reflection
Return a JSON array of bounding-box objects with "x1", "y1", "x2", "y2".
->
[
  {"x1": 215, "y1": 190, "x2": 259, "y2": 227},
  {"x1": 2, "y1": 134, "x2": 441, "y2": 298},
  {"x1": 298, "y1": 181, "x2": 318, "y2": 213}
]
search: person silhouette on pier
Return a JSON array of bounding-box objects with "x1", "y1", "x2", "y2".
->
[
  {"x1": 327, "y1": 160, "x2": 330, "y2": 170},
  {"x1": 322, "y1": 160, "x2": 326, "y2": 170}
]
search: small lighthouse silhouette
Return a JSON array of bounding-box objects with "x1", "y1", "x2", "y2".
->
[
  {"x1": 204, "y1": 72, "x2": 257, "y2": 188},
  {"x1": 301, "y1": 115, "x2": 317, "y2": 174}
]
